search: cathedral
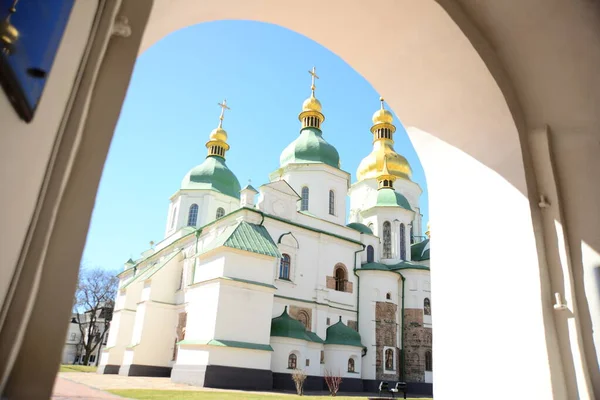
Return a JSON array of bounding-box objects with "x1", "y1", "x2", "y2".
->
[{"x1": 99, "y1": 68, "x2": 432, "y2": 395}]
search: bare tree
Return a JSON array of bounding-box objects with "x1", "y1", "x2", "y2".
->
[
  {"x1": 324, "y1": 369, "x2": 342, "y2": 397},
  {"x1": 291, "y1": 368, "x2": 307, "y2": 396},
  {"x1": 74, "y1": 267, "x2": 118, "y2": 365}
]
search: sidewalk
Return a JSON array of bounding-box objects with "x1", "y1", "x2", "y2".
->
[{"x1": 52, "y1": 376, "x2": 125, "y2": 399}]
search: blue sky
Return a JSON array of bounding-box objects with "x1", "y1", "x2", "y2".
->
[{"x1": 81, "y1": 21, "x2": 429, "y2": 270}]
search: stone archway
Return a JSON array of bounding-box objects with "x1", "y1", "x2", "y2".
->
[{"x1": 1, "y1": 1, "x2": 599, "y2": 399}]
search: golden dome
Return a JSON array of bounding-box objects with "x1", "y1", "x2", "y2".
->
[
  {"x1": 209, "y1": 127, "x2": 227, "y2": 142},
  {"x1": 372, "y1": 97, "x2": 393, "y2": 125},
  {"x1": 356, "y1": 143, "x2": 412, "y2": 181},
  {"x1": 302, "y1": 94, "x2": 322, "y2": 113}
]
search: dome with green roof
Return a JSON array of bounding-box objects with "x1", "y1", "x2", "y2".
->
[
  {"x1": 346, "y1": 222, "x2": 373, "y2": 235},
  {"x1": 270, "y1": 307, "x2": 323, "y2": 343},
  {"x1": 411, "y1": 238, "x2": 430, "y2": 261},
  {"x1": 376, "y1": 189, "x2": 412, "y2": 211},
  {"x1": 325, "y1": 317, "x2": 363, "y2": 348},
  {"x1": 280, "y1": 127, "x2": 340, "y2": 169},
  {"x1": 181, "y1": 156, "x2": 241, "y2": 200}
]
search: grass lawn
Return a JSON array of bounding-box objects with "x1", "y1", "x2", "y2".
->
[
  {"x1": 59, "y1": 364, "x2": 98, "y2": 373},
  {"x1": 110, "y1": 389, "x2": 433, "y2": 400}
]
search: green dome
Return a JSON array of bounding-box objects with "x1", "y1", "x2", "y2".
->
[
  {"x1": 411, "y1": 238, "x2": 430, "y2": 261},
  {"x1": 376, "y1": 189, "x2": 412, "y2": 211},
  {"x1": 280, "y1": 127, "x2": 340, "y2": 169},
  {"x1": 325, "y1": 317, "x2": 363, "y2": 348},
  {"x1": 270, "y1": 307, "x2": 323, "y2": 343},
  {"x1": 346, "y1": 222, "x2": 373, "y2": 235},
  {"x1": 181, "y1": 156, "x2": 241, "y2": 200}
]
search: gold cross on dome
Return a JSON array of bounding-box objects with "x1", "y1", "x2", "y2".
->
[
  {"x1": 308, "y1": 66, "x2": 319, "y2": 94},
  {"x1": 217, "y1": 99, "x2": 230, "y2": 127}
]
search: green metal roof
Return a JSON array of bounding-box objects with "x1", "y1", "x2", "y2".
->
[
  {"x1": 181, "y1": 155, "x2": 241, "y2": 199},
  {"x1": 280, "y1": 127, "x2": 340, "y2": 169},
  {"x1": 346, "y1": 222, "x2": 373, "y2": 235},
  {"x1": 122, "y1": 250, "x2": 182, "y2": 289},
  {"x1": 411, "y1": 238, "x2": 430, "y2": 261},
  {"x1": 178, "y1": 339, "x2": 273, "y2": 352},
  {"x1": 270, "y1": 307, "x2": 323, "y2": 343},
  {"x1": 125, "y1": 258, "x2": 135, "y2": 265},
  {"x1": 375, "y1": 188, "x2": 413, "y2": 211},
  {"x1": 241, "y1": 184, "x2": 258, "y2": 193},
  {"x1": 201, "y1": 221, "x2": 281, "y2": 258},
  {"x1": 360, "y1": 261, "x2": 430, "y2": 273},
  {"x1": 325, "y1": 317, "x2": 363, "y2": 348}
]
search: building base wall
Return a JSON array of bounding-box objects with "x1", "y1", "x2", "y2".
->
[
  {"x1": 119, "y1": 364, "x2": 172, "y2": 377},
  {"x1": 172, "y1": 364, "x2": 273, "y2": 391},
  {"x1": 98, "y1": 364, "x2": 120, "y2": 375}
]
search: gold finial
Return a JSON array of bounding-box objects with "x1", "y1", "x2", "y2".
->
[
  {"x1": 217, "y1": 99, "x2": 230, "y2": 128},
  {"x1": 380, "y1": 97, "x2": 385, "y2": 109},
  {"x1": 308, "y1": 66, "x2": 319, "y2": 96}
]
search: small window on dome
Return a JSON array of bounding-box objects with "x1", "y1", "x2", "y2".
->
[
  {"x1": 187, "y1": 204, "x2": 198, "y2": 226},
  {"x1": 216, "y1": 207, "x2": 225, "y2": 219},
  {"x1": 301, "y1": 187, "x2": 309, "y2": 211}
]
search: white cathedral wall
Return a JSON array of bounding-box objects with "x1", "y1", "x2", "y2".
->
[
  {"x1": 185, "y1": 282, "x2": 220, "y2": 341},
  {"x1": 279, "y1": 164, "x2": 349, "y2": 225},
  {"x1": 263, "y1": 219, "x2": 360, "y2": 306},
  {"x1": 402, "y1": 270, "x2": 432, "y2": 328},
  {"x1": 165, "y1": 190, "x2": 241, "y2": 238},
  {"x1": 362, "y1": 208, "x2": 414, "y2": 263},
  {"x1": 323, "y1": 344, "x2": 362, "y2": 379},
  {"x1": 222, "y1": 251, "x2": 277, "y2": 285},
  {"x1": 213, "y1": 283, "x2": 274, "y2": 345},
  {"x1": 125, "y1": 301, "x2": 178, "y2": 366},
  {"x1": 193, "y1": 253, "x2": 225, "y2": 284},
  {"x1": 100, "y1": 309, "x2": 136, "y2": 367},
  {"x1": 270, "y1": 337, "x2": 310, "y2": 374}
]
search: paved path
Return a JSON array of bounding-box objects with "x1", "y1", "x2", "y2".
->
[{"x1": 52, "y1": 375, "x2": 125, "y2": 399}]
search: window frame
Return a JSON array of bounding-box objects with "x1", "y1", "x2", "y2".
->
[
  {"x1": 301, "y1": 186, "x2": 309, "y2": 211},
  {"x1": 215, "y1": 207, "x2": 225, "y2": 219},
  {"x1": 383, "y1": 347, "x2": 396, "y2": 372},
  {"x1": 382, "y1": 221, "x2": 392, "y2": 259},
  {"x1": 424, "y1": 297, "x2": 431, "y2": 315},
  {"x1": 334, "y1": 265, "x2": 347, "y2": 292},
  {"x1": 328, "y1": 189, "x2": 335, "y2": 215},
  {"x1": 400, "y1": 223, "x2": 406, "y2": 260},
  {"x1": 366, "y1": 245, "x2": 375, "y2": 263},
  {"x1": 288, "y1": 353, "x2": 297, "y2": 369},
  {"x1": 279, "y1": 253, "x2": 291, "y2": 280},
  {"x1": 187, "y1": 203, "x2": 199, "y2": 226},
  {"x1": 425, "y1": 350, "x2": 433, "y2": 371},
  {"x1": 348, "y1": 357, "x2": 355, "y2": 373}
]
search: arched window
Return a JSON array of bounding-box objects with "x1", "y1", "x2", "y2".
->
[
  {"x1": 301, "y1": 186, "x2": 309, "y2": 211},
  {"x1": 366, "y1": 245, "x2": 374, "y2": 263},
  {"x1": 328, "y1": 190, "x2": 335, "y2": 215},
  {"x1": 385, "y1": 348, "x2": 395, "y2": 370},
  {"x1": 400, "y1": 223, "x2": 406, "y2": 260},
  {"x1": 297, "y1": 310, "x2": 309, "y2": 329},
  {"x1": 216, "y1": 207, "x2": 225, "y2": 219},
  {"x1": 187, "y1": 204, "x2": 198, "y2": 226},
  {"x1": 425, "y1": 351, "x2": 433, "y2": 371},
  {"x1": 348, "y1": 358, "x2": 355, "y2": 373},
  {"x1": 334, "y1": 265, "x2": 347, "y2": 292},
  {"x1": 288, "y1": 353, "x2": 297, "y2": 369},
  {"x1": 279, "y1": 254, "x2": 291, "y2": 280},
  {"x1": 383, "y1": 221, "x2": 392, "y2": 258},
  {"x1": 424, "y1": 298, "x2": 431, "y2": 315},
  {"x1": 386, "y1": 292, "x2": 392, "y2": 300}
]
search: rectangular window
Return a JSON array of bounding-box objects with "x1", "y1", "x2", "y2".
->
[
  {"x1": 306, "y1": 359, "x2": 310, "y2": 367},
  {"x1": 320, "y1": 351, "x2": 325, "y2": 364},
  {"x1": 89, "y1": 355, "x2": 96, "y2": 363},
  {"x1": 326, "y1": 317, "x2": 330, "y2": 325}
]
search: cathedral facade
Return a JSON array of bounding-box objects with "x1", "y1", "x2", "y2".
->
[{"x1": 99, "y1": 70, "x2": 432, "y2": 394}]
